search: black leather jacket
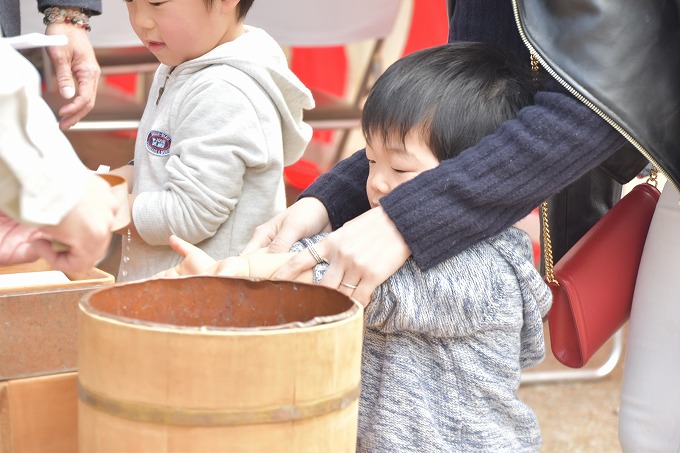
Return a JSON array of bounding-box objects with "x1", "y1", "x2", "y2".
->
[{"x1": 514, "y1": 0, "x2": 680, "y2": 191}]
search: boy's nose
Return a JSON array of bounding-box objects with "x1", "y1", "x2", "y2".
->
[
  {"x1": 130, "y1": 9, "x2": 154, "y2": 31},
  {"x1": 369, "y1": 175, "x2": 390, "y2": 197}
]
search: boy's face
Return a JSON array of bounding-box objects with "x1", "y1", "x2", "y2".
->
[
  {"x1": 124, "y1": 0, "x2": 242, "y2": 67},
  {"x1": 365, "y1": 131, "x2": 439, "y2": 208}
]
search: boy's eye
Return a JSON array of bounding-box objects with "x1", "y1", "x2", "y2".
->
[{"x1": 367, "y1": 159, "x2": 376, "y2": 165}]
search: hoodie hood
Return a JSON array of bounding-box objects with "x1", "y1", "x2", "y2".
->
[{"x1": 170, "y1": 26, "x2": 314, "y2": 165}]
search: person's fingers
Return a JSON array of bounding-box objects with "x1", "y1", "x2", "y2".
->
[
  {"x1": 241, "y1": 198, "x2": 331, "y2": 255},
  {"x1": 323, "y1": 267, "x2": 374, "y2": 307},
  {"x1": 31, "y1": 237, "x2": 106, "y2": 274},
  {"x1": 168, "y1": 235, "x2": 217, "y2": 275},
  {"x1": 29, "y1": 238, "x2": 60, "y2": 265},
  {"x1": 153, "y1": 267, "x2": 180, "y2": 279},
  {"x1": 270, "y1": 247, "x2": 318, "y2": 282},
  {"x1": 241, "y1": 215, "x2": 302, "y2": 255},
  {"x1": 43, "y1": 232, "x2": 111, "y2": 272},
  {"x1": 346, "y1": 278, "x2": 376, "y2": 307},
  {"x1": 168, "y1": 235, "x2": 194, "y2": 257},
  {"x1": 337, "y1": 276, "x2": 361, "y2": 299},
  {"x1": 45, "y1": 24, "x2": 100, "y2": 129},
  {"x1": 241, "y1": 218, "x2": 283, "y2": 255},
  {"x1": 266, "y1": 229, "x2": 304, "y2": 254},
  {"x1": 317, "y1": 207, "x2": 410, "y2": 306},
  {"x1": 36, "y1": 175, "x2": 116, "y2": 273},
  {"x1": 211, "y1": 257, "x2": 250, "y2": 277},
  {"x1": 57, "y1": 68, "x2": 98, "y2": 128},
  {"x1": 245, "y1": 246, "x2": 269, "y2": 256},
  {"x1": 311, "y1": 247, "x2": 369, "y2": 304},
  {"x1": 46, "y1": 44, "x2": 76, "y2": 101}
]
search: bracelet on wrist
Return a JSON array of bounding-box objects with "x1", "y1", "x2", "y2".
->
[{"x1": 43, "y1": 7, "x2": 92, "y2": 32}]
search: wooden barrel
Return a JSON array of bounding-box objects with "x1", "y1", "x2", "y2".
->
[{"x1": 77, "y1": 277, "x2": 363, "y2": 452}]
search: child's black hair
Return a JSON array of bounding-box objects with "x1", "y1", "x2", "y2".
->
[
  {"x1": 235, "y1": 0, "x2": 254, "y2": 20},
  {"x1": 361, "y1": 42, "x2": 534, "y2": 162}
]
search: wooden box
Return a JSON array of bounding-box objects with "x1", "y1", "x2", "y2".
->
[
  {"x1": 0, "y1": 372, "x2": 77, "y2": 453},
  {"x1": 0, "y1": 260, "x2": 114, "y2": 381}
]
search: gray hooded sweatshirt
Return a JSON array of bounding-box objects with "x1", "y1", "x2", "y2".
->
[
  {"x1": 119, "y1": 26, "x2": 314, "y2": 282},
  {"x1": 293, "y1": 227, "x2": 552, "y2": 452}
]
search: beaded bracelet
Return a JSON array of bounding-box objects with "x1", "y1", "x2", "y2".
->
[{"x1": 43, "y1": 7, "x2": 92, "y2": 32}]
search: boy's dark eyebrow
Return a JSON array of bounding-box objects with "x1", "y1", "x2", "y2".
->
[{"x1": 385, "y1": 143, "x2": 416, "y2": 158}]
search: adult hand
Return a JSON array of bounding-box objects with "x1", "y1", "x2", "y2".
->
[
  {"x1": 271, "y1": 206, "x2": 411, "y2": 306},
  {"x1": 31, "y1": 173, "x2": 120, "y2": 273},
  {"x1": 45, "y1": 23, "x2": 100, "y2": 129},
  {"x1": 240, "y1": 197, "x2": 331, "y2": 255},
  {"x1": 0, "y1": 213, "x2": 47, "y2": 265}
]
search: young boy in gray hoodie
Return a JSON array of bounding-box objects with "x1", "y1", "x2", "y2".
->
[
  {"x1": 160, "y1": 42, "x2": 552, "y2": 452},
  {"x1": 112, "y1": 0, "x2": 314, "y2": 281}
]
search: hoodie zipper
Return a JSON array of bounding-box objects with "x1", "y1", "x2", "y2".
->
[
  {"x1": 156, "y1": 67, "x2": 174, "y2": 105},
  {"x1": 511, "y1": 0, "x2": 678, "y2": 192}
]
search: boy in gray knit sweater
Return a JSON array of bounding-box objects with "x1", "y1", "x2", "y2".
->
[{"x1": 160, "y1": 42, "x2": 552, "y2": 452}]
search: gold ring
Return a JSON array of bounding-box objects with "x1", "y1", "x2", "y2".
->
[
  {"x1": 340, "y1": 282, "x2": 358, "y2": 290},
  {"x1": 307, "y1": 244, "x2": 325, "y2": 265}
]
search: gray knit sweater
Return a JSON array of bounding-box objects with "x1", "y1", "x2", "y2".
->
[{"x1": 292, "y1": 228, "x2": 552, "y2": 452}]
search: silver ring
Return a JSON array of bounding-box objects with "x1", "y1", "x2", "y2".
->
[
  {"x1": 307, "y1": 244, "x2": 325, "y2": 265},
  {"x1": 340, "y1": 282, "x2": 358, "y2": 290}
]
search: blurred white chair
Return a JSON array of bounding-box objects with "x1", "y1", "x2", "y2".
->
[
  {"x1": 21, "y1": 1, "x2": 158, "y2": 131},
  {"x1": 246, "y1": 0, "x2": 404, "y2": 164}
]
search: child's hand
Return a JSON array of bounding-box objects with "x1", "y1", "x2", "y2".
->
[
  {"x1": 154, "y1": 235, "x2": 217, "y2": 278},
  {"x1": 204, "y1": 256, "x2": 250, "y2": 278}
]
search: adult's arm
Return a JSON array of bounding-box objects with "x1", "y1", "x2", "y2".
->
[
  {"x1": 304, "y1": 90, "x2": 626, "y2": 271},
  {"x1": 0, "y1": 41, "x2": 119, "y2": 272}
]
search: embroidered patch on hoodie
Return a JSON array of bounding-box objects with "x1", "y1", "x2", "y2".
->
[{"x1": 146, "y1": 130, "x2": 171, "y2": 156}]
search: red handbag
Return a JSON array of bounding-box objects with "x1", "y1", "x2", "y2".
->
[{"x1": 542, "y1": 176, "x2": 661, "y2": 368}]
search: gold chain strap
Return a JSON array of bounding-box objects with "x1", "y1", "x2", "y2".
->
[
  {"x1": 648, "y1": 164, "x2": 659, "y2": 187},
  {"x1": 540, "y1": 200, "x2": 557, "y2": 284},
  {"x1": 530, "y1": 54, "x2": 540, "y2": 82}
]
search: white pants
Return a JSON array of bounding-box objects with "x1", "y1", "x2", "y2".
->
[{"x1": 619, "y1": 182, "x2": 680, "y2": 452}]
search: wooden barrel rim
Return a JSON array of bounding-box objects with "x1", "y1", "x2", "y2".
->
[
  {"x1": 78, "y1": 299, "x2": 361, "y2": 334},
  {"x1": 77, "y1": 380, "x2": 361, "y2": 426},
  {"x1": 79, "y1": 277, "x2": 362, "y2": 332}
]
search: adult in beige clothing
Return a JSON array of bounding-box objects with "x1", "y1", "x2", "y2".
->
[{"x1": 0, "y1": 39, "x2": 122, "y2": 272}]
